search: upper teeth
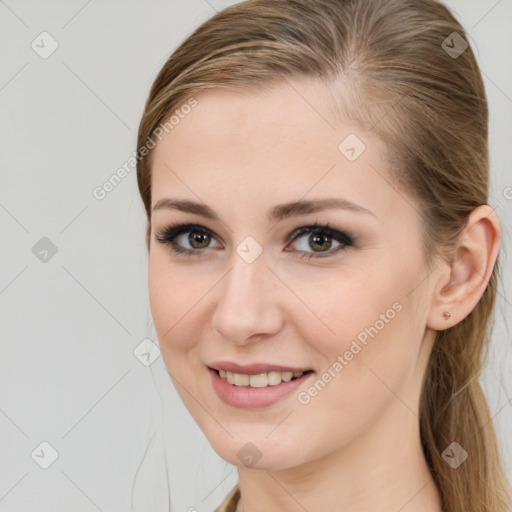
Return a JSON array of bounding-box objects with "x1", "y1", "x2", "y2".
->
[{"x1": 219, "y1": 369, "x2": 305, "y2": 387}]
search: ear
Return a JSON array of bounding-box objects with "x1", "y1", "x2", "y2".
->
[{"x1": 427, "y1": 205, "x2": 501, "y2": 330}]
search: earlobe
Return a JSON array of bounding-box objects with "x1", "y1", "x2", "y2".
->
[{"x1": 427, "y1": 205, "x2": 501, "y2": 331}]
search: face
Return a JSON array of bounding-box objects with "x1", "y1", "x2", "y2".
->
[{"x1": 148, "y1": 78, "x2": 436, "y2": 470}]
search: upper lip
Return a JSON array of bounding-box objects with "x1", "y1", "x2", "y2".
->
[{"x1": 208, "y1": 361, "x2": 313, "y2": 374}]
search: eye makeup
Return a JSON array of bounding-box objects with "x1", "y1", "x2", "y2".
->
[{"x1": 154, "y1": 221, "x2": 355, "y2": 260}]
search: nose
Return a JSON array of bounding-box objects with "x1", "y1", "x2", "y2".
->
[{"x1": 211, "y1": 250, "x2": 284, "y2": 346}]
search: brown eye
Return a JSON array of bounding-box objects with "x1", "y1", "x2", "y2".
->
[
  {"x1": 188, "y1": 231, "x2": 211, "y2": 249},
  {"x1": 308, "y1": 232, "x2": 333, "y2": 252},
  {"x1": 155, "y1": 223, "x2": 221, "y2": 256},
  {"x1": 286, "y1": 223, "x2": 354, "y2": 259},
  {"x1": 155, "y1": 222, "x2": 353, "y2": 260}
]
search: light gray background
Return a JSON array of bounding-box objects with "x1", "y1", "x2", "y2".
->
[{"x1": 1, "y1": 1, "x2": 511, "y2": 511}]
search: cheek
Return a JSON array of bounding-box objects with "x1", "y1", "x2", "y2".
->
[
  {"x1": 287, "y1": 260, "x2": 409, "y2": 353},
  {"x1": 272, "y1": 279, "x2": 421, "y2": 463},
  {"x1": 148, "y1": 256, "x2": 198, "y2": 358},
  {"x1": 292, "y1": 259, "x2": 423, "y2": 409},
  {"x1": 148, "y1": 253, "x2": 223, "y2": 389}
]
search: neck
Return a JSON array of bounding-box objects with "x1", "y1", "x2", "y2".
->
[{"x1": 235, "y1": 401, "x2": 443, "y2": 512}]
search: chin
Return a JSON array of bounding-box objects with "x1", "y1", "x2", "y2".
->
[{"x1": 205, "y1": 428, "x2": 308, "y2": 470}]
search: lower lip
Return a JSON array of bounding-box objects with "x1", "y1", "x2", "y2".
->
[{"x1": 208, "y1": 368, "x2": 314, "y2": 408}]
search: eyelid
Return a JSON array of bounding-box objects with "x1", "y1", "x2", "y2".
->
[
  {"x1": 286, "y1": 223, "x2": 353, "y2": 246},
  {"x1": 154, "y1": 221, "x2": 354, "y2": 258},
  {"x1": 285, "y1": 222, "x2": 354, "y2": 259},
  {"x1": 154, "y1": 223, "x2": 222, "y2": 250}
]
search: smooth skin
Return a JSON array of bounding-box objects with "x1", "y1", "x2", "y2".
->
[{"x1": 147, "y1": 78, "x2": 501, "y2": 512}]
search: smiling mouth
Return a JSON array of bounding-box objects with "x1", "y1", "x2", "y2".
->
[{"x1": 212, "y1": 368, "x2": 314, "y2": 388}]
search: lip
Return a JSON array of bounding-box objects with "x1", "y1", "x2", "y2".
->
[
  {"x1": 208, "y1": 361, "x2": 312, "y2": 374},
  {"x1": 208, "y1": 367, "x2": 315, "y2": 408}
]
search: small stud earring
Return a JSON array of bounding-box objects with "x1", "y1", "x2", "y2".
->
[{"x1": 442, "y1": 311, "x2": 451, "y2": 320}]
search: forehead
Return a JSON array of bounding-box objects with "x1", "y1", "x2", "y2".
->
[
  {"x1": 154, "y1": 79, "x2": 350, "y2": 168},
  {"x1": 150, "y1": 79, "x2": 405, "y2": 224}
]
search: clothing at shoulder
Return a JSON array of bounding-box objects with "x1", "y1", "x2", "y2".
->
[{"x1": 214, "y1": 484, "x2": 240, "y2": 512}]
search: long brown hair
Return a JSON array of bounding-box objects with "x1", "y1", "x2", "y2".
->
[{"x1": 135, "y1": 1, "x2": 511, "y2": 510}]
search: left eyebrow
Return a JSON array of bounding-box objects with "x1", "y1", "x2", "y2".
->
[
  {"x1": 267, "y1": 198, "x2": 375, "y2": 222},
  {"x1": 151, "y1": 197, "x2": 376, "y2": 222}
]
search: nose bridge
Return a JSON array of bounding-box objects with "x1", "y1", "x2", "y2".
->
[{"x1": 212, "y1": 247, "x2": 282, "y2": 343}]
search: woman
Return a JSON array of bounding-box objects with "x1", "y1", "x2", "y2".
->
[{"x1": 135, "y1": 0, "x2": 511, "y2": 510}]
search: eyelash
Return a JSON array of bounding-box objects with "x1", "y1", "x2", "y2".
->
[{"x1": 154, "y1": 222, "x2": 354, "y2": 260}]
